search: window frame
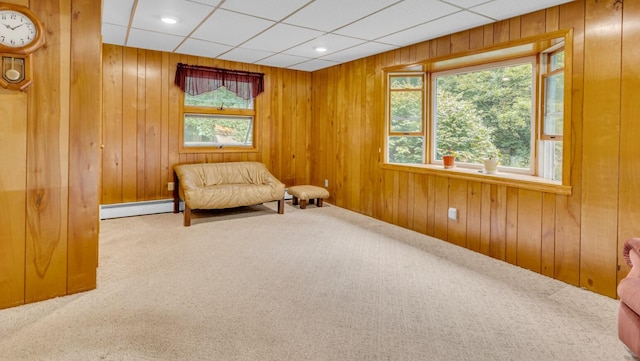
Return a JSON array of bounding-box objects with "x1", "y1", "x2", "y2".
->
[
  {"x1": 381, "y1": 29, "x2": 573, "y2": 194},
  {"x1": 179, "y1": 87, "x2": 259, "y2": 154},
  {"x1": 430, "y1": 56, "x2": 537, "y2": 175},
  {"x1": 386, "y1": 72, "x2": 427, "y2": 164}
]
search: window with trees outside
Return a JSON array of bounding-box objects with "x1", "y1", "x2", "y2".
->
[
  {"x1": 181, "y1": 86, "x2": 255, "y2": 151},
  {"x1": 385, "y1": 38, "x2": 567, "y2": 184}
]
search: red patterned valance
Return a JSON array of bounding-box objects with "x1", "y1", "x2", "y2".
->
[{"x1": 174, "y1": 63, "x2": 264, "y2": 100}]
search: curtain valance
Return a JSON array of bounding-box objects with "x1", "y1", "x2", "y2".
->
[{"x1": 174, "y1": 63, "x2": 265, "y2": 100}]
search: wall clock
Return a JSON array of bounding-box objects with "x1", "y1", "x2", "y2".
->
[{"x1": 0, "y1": 2, "x2": 45, "y2": 90}]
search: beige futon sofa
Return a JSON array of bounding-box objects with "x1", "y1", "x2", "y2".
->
[{"x1": 173, "y1": 162, "x2": 285, "y2": 226}]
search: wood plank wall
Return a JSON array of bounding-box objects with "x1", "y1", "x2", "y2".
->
[
  {"x1": 101, "y1": 47, "x2": 312, "y2": 203},
  {"x1": 0, "y1": 0, "x2": 101, "y2": 309},
  {"x1": 311, "y1": 0, "x2": 640, "y2": 298}
]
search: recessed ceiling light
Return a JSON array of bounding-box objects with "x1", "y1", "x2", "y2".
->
[
  {"x1": 314, "y1": 46, "x2": 327, "y2": 53},
  {"x1": 161, "y1": 17, "x2": 178, "y2": 24}
]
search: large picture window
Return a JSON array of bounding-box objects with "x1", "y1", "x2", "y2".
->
[
  {"x1": 433, "y1": 58, "x2": 535, "y2": 173},
  {"x1": 384, "y1": 35, "x2": 569, "y2": 184},
  {"x1": 176, "y1": 64, "x2": 263, "y2": 153}
]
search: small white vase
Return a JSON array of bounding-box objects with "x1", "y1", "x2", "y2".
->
[{"x1": 483, "y1": 158, "x2": 498, "y2": 174}]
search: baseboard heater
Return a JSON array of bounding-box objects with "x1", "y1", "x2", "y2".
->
[
  {"x1": 100, "y1": 199, "x2": 183, "y2": 220},
  {"x1": 100, "y1": 190, "x2": 293, "y2": 220}
]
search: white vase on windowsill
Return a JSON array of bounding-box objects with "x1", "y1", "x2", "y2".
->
[{"x1": 483, "y1": 157, "x2": 498, "y2": 174}]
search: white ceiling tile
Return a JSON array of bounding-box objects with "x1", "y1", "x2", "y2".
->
[
  {"x1": 321, "y1": 41, "x2": 397, "y2": 63},
  {"x1": 284, "y1": 34, "x2": 366, "y2": 58},
  {"x1": 127, "y1": 28, "x2": 185, "y2": 52},
  {"x1": 191, "y1": 9, "x2": 274, "y2": 46},
  {"x1": 471, "y1": 0, "x2": 574, "y2": 21},
  {"x1": 334, "y1": 0, "x2": 459, "y2": 41},
  {"x1": 242, "y1": 24, "x2": 324, "y2": 53},
  {"x1": 288, "y1": 59, "x2": 340, "y2": 72},
  {"x1": 378, "y1": 11, "x2": 493, "y2": 46},
  {"x1": 255, "y1": 53, "x2": 311, "y2": 68},
  {"x1": 185, "y1": 0, "x2": 223, "y2": 6},
  {"x1": 221, "y1": 0, "x2": 311, "y2": 21},
  {"x1": 217, "y1": 48, "x2": 276, "y2": 64},
  {"x1": 103, "y1": 0, "x2": 136, "y2": 26},
  {"x1": 102, "y1": 23, "x2": 128, "y2": 45},
  {"x1": 175, "y1": 38, "x2": 232, "y2": 58},
  {"x1": 131, "y1": 0, "x2": 213, "y2": 36},
  {"x1": 442, "y1": 0, "x2": 494, "y2": 9},
  {"x1": 284, "y1": 0, "x2": 399, "y2": 32}
]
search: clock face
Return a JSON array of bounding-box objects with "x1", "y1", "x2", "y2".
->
[{"x1": 0, "y1": 10, "x2": 37, "y2": 48}]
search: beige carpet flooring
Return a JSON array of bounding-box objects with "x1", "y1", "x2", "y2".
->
[{"x1": 0, "y1": 202, "x2": 634, "y2": 361}]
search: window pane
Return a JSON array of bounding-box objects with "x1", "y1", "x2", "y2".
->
[
  {"x1": 540, "y1": 140, "x2": 562, "y2": 181},
  {"x1": 184, "y1": 86, "x2": 254, "y2": 110},
  {"x1": 544, "y1": 73, "x2": 564, "y2": 135},
  {"x1": 550, "y1": 51, "x2": 564, "y2": 71},
  {"x1": 388, "y1": 136, "x2": 424, "y2": 164},
  {"x1": 390, "y1": 76, "x2": 422, "y2": 89},
  {"x1": 390, "y1": 90, "x2": 422, "y2": 132},
  {"x1": 433, "y1": 62, "x2": 533, "y2": 169},
  {"x1": 184, "y1": 114, "x2": 253, "y2": 147}
]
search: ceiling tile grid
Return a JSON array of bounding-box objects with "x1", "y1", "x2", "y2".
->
[{"x1": 102, "y1": 0, "x2": 576, "y2": 72}]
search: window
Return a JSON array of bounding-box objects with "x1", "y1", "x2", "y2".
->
[
  {"x1": 433, "y1": 58, "x2": 535, "y2": 173},
  {"x1": 540, "y1": 47, "x2": 565, "y2": 181},
  {"x1": 387, "y1": 74, "x2": 425, "y2": 164},
  {"x1": 175, "y1": 64, "x2": 264, "y2": 153},
  {"x1": 384, "y1": 35, "x2": 569, "y2": 184},
  {"x1": 182, "y1": 87, "x2": 255, "y2": 149}
]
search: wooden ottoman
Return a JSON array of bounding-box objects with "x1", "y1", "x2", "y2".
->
[{"x1": 288, "y1": 185, "x2": 329, "y2": 209}]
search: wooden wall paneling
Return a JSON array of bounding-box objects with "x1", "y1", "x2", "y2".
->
[
  {"x1": 281, "y1": 69, "x2": 294, "y2": 185},
  {"x1": 121, "y1": 47, "x2": 139, "y2": 202},
  {"x1": 310, "y1": 70, "x2": 323, "y2": 190},
  {"x1": 25, "y1": 0, "x2": 69, "y2": 302},
  {"x1": 327, "y1": 67, "x2": 337, "y2": 204},
  {"x1": 483, "y1": 24, "x2": 494, "y2": 47},
  {"x1": 505, "y1": 187, "x2": 519, "y2": 265},
  {"x1": 415, "y1": 41, "x2": 430, "y2": 62},
  {"x1": 434, "y1": 176, "x2": 449, "y2": 241},
  {"x1": 160, "y1": 52, "x2": 170, "y2": 198},
  {"x1": 263, "y1": 68, "x2": 277, "y2": 175},
  {"x1": 269, "y1": 68, "x2": 283, "y2": 177},
  {"x1": 67, "y1": 0, "x2": 101, "y2": 293},
  {"x1": 541, "y1": 193, "x2": 556, "y2": 277},
  {"x1": 407, "y1": 173, "x2": 416, "y2": 229},
  {"x1": 494, "y1": 20, "x2": 510, "y2": 43},
  {"x1": 521, "y1": 10, "x2": 546, "y2": 38},
  {"x1": 101, "y1": 45, "x2": 123, "y2": 204},
  {"x1": 466, "y1": 181, "x2": 482, "y2": 252},
  {"x1": 436, "y1": 36, "x2": 451, "y2": 57},
  {"x1": 554, "y1": 0, "x2": 585, "y2": 287},
  {"x1": 296, "y1": 71, "x2": 311, "y2": 185},
  {"x1": 509, "y1": 17, "x2": 521, "y2": 40},
  {"x1": 489, "y1": 185, "x2": 507, "y2": 260},
  {"x1": 348, "y1": 61, "x2": 363, "y2": 209},
  {"x1": 382, "y1": 170, "x2": 394, "y2": 224},
  {"x1": 413, "y1": 174, "x2": 428, "y2": 235},
  {"x1": 447, "y1": 179, "x2": 468, "y2": 247},
  {"x1": 516, "y1": 190, "x2": 542, "y2": 272},
  {"x1": 397, "y1": 171, "x2": 410, "y2": 228},
  {"x1": 451, "y1": 31, "x2": 470, "y2": 54},
  {"x1": 469, "y1": 27, "x2": 484, "y2": 50},
  {"x1": 361, "y1": 56, "x2": 378, "y2": 216},
  {"x1": 580, "y1": 0, "x2": 622, "y2": 297},
  {"x1": 167, "y1": 54, "x2": 180, "y2": 182},
  {"x1": 0, "y1": 90, "x2": 27, "y2": 308},
  {"x1": 546, "y1": 6, "x2": 560, "y2": 32},
  {"x1": 426, "y1": 175, "x2": 436, "y2": 237},
  {"x1": 144, "y1": 50, "x2": 162, "y2": 200},
  {"x1": 480, "y1": 183, "x2": 491, "y2": 255},
  {"x1": 618, "y1": 0, "x2": 640, "y2": 281},
  {"x1": 136, "y1": 49, "x2": 147, "y2": 200}
]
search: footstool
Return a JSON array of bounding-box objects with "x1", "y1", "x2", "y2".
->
[{"x1": 288, "y1": 185, "x2": 329, "y2": 209}]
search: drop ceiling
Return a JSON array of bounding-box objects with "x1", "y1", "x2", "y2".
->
[{"x1": 102, "y1": 0, "x2": 575, "y2": 72}]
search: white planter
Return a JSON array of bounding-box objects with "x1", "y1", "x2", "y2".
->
[{"x1": 483, "y1": 158, "x2": 498, "y2": 174}]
